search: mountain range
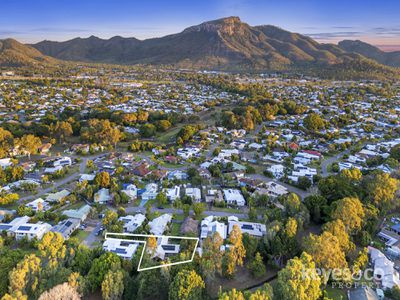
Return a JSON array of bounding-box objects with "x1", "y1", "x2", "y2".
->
[
  {"x1": 0, "y1": 17, "x2": 399, "y2": 77},
  {"x1": 338, "y1": 40, "x2": 400, "y2": 67},
  {"x1": 0, "y1": 38, "x2": 57, "y2": 67}
]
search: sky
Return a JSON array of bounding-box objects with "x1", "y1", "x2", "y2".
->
[{"x1": 1, "y1": 0, "x2": 399, "y2": 51}]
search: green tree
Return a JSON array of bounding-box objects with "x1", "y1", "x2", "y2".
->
[
  {"x1": 95, "y1": 171, "x2": 110, "y2": 188},
  {"x1": 38, "y1": 283, "x2": 80, "y2": 300},
  {"x1": 16, "y1": 134, "x2": 41, "y2": 158},
  {"x1": 366, "y1": 173, "x2": 399, "y2": 210},
  {"x1": 304, "y1": 195, "x2": 328, "y2": 224},
  {"x1": 218, "y1": 289, "x2": 245, "y2": 300},
  {"x1": 156, "y1": 192, "x2": 168, "y2": 207},
  {"x1": 101, "y1": 270, "x2": 124, "y2": 300},
  {"x1": 87, "y1": 252, "x2": 121, "y2": 291},
  {"x1": 169, "y1": 270, "x2": 205, "y2": 300},
  {"x1": 51, "y1": 121, "x2": 73, "y2": 143},
  {"x1": 102, "y1": 210, "x2": 123, "y2": 233},
  {"x1": 201, "y1": 232, "x2": 224, "y2": 281},
  {"x1": 224, "y1": 224, "x2": 246, "y2": 277},
  {"x1": 323, "y1": 219, "x2": 355, "y2": 254},
  {"x1": 275, "y1": 252, "x2": 321, "y2": 300},
  {"x1": 303, "y1": 113, "x2": 325, "y2": 132},
  {"x1": 248, "y1": 252, "x2": 266, "y2": 278},
  {"x1": 303, "y1": 232, "x2": 348, "y2": 283},
  {"x1": 331, "y1": 197, "x2": 365, "y2": 234},
  {"x1": 192, "y1": 202, "x2": 205, "y2": 219}
]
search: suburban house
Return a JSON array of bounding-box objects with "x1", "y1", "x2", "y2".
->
[
  {"x1": 51, "y1": 218, "x2": 80, "y2": 239},
  {"x1": 267, "y1": 164, "x2": 285, "y2": 179},
  {"x1": 121, "y1": 184, "x2": 138, "y2": 201},
  {"x1": 14, "y1": 222, "x2": 52, "y2": 241},
  {"x1": 153, "y1": 236, "x2": 181, "y2": 260},
  {"x1": 46, "y1": 189, "x2": 70, "y2": 203},
  {"x1": 204, "y1": 188, "x2": 223, "y2": 203},
  {"x1": 149, "y1": 214, "x2": 172, "y2": 235},
  {"x1": 0, "y1": 216, "x2": 31, "y2": 237},
  {"x1": 185, "y1": 187, "x2": 201, "y2": 202},
  {"x1": 200, "y1": 216, "x2": 227, "y2": 240},
  {"x1": 26, "y1": 198, "x2": 50, "y2": 212},
  {"x1": 94, "y1": 188, "x2": 111, "y2": 204},
  {"x1": 223, "y1": 189, "x2": 246, "y2": 207},
  {"x1": 119, "y1": 214, "x2": 146, "y2": 233},
  {"x1": 228, "y1": 216, "x2": 266, "y2": 237},
  {"x1": 368, "y1": 246, "x2": 400, "y2": 290},
  {"x1": 141, "y1": 183, "x2": 158, "y2": 201},
  {"x1": 62, "y1": 205, "x2": 91, "y2": 222},
  {"x1": 165, "y1": 186, "x2": 181, "y2": 202},
  {"x1": 103, "y1": 237, "x2": 139, "y2": 259}
]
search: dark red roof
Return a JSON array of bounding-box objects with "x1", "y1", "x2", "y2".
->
[{"x1": 303, "y1": 150, "x2": 322, "y2": 157}]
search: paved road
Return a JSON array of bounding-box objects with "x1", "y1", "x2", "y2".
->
[
  {"x1": 19, "y1": 153, "x2": 105, "y2": 203},
  {"x1": 320, "y1": 142, "x2": 368, "y2": 177},
  {"x1": 320, "y1": 149, "x2": 351, "y2": 177}
]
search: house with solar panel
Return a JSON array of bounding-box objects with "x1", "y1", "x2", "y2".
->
[
  {"x1": 103, "y1": 237, "x2": 139, "y2": 259},
  {"x1": 153, "y1": 236, "x2": 180, "y2": 260},
  {"x1": 228, "y1": 216, "x2": 266, "y2": 238},
  {"x1": 0, "y1": 216, "x2": 31, "y2": 237},
  {"x1": 119, "y1": 214, "x2": 146, "y2": 233},
  {"x1": 14, "y1": 222, "x2": 52, "y2": 241},
  {"x1": 51, "y1": 218, "x2": 80, "y2": 240}
]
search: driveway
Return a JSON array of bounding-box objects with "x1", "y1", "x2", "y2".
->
[{"x1": 82, "y1": 221, "x2": 102, "y2": 248}]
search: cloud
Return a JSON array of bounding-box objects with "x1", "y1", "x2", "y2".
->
[
  {"x1": 305, "y1": 31, "x2": 362, "y2": 40},
  {"x1": 29, "y1": 27, "x2": 91, "y2": 33},
  {"x1": 0, "y1": 30, "x2": 25, "y2": 35},
  {"x1": 370, "y1": 26, "x2": 400, "y2": 36}
]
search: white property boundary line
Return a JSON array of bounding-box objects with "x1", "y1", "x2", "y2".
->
[{"x1": 104, "y1": 232, "x2": 199, "y2": 272}]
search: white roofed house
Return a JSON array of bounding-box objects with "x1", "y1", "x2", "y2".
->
[
  {"x1": 368, "y1": 246, "x2": 400, "y2": 290},
  {"x1": 200, "y1": 216, "x2": 227, "y2": 240},
  {"x1": 223, "y1": 189, "x2": 246, "y2": 207},
  {"x1": 228, "y1": 216, "x2": 266, "y2": 238},
  {"x1": 185, "y1": 187, "x2": 201, "y2": 202},
  {"x1": 165, "y1": 186, "x2": 181, "y2": 202},
  {"x1": 141, "y1": 183, "x2": 158, "y2": 201},
  {"x1": 121, "y1": 184, "x2": 138, "y2": 202},
  {"x1": 267, "y1": 164, "x2": 285, "y2": 179},
  {"x1": 149, "y1": 214, "x2": 172, "y2": 235},
  {"x1": 53, "y1": 156, "x2": 72, "y2": 167},
  {"x1": 119, "y1": 214, "x2": 146, "y2": 233},
  {"x1": 46, "y1": 189, "x2": 71, "y2": 203},
  {"x1": 14, "y1": 222, "x2": 52, "y2": 241},
  {"x1": 153, "y1": 236, "x2": 181, "y2": 260},
  {"x1": 94, "y1": 188, "x2": 111, "y2": 204},
  {"x1": 26, "y1": 198, "x2": 50, "y2": 212},
  {"x1": 0, "y1": 216, "x2": 31, "y2": 237},
  {"x1": 0, "y1": 158, "x2": 12, "y2": 169},
  {"x1": 79, "y1": 174, "x2": 96, "y2": 183},
  {"x1": 264, "y1": 181, "x2": 289, "y2": 198},
  {"x1": 103, "y1": 238, "x2": 139, "y2": 259}
]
